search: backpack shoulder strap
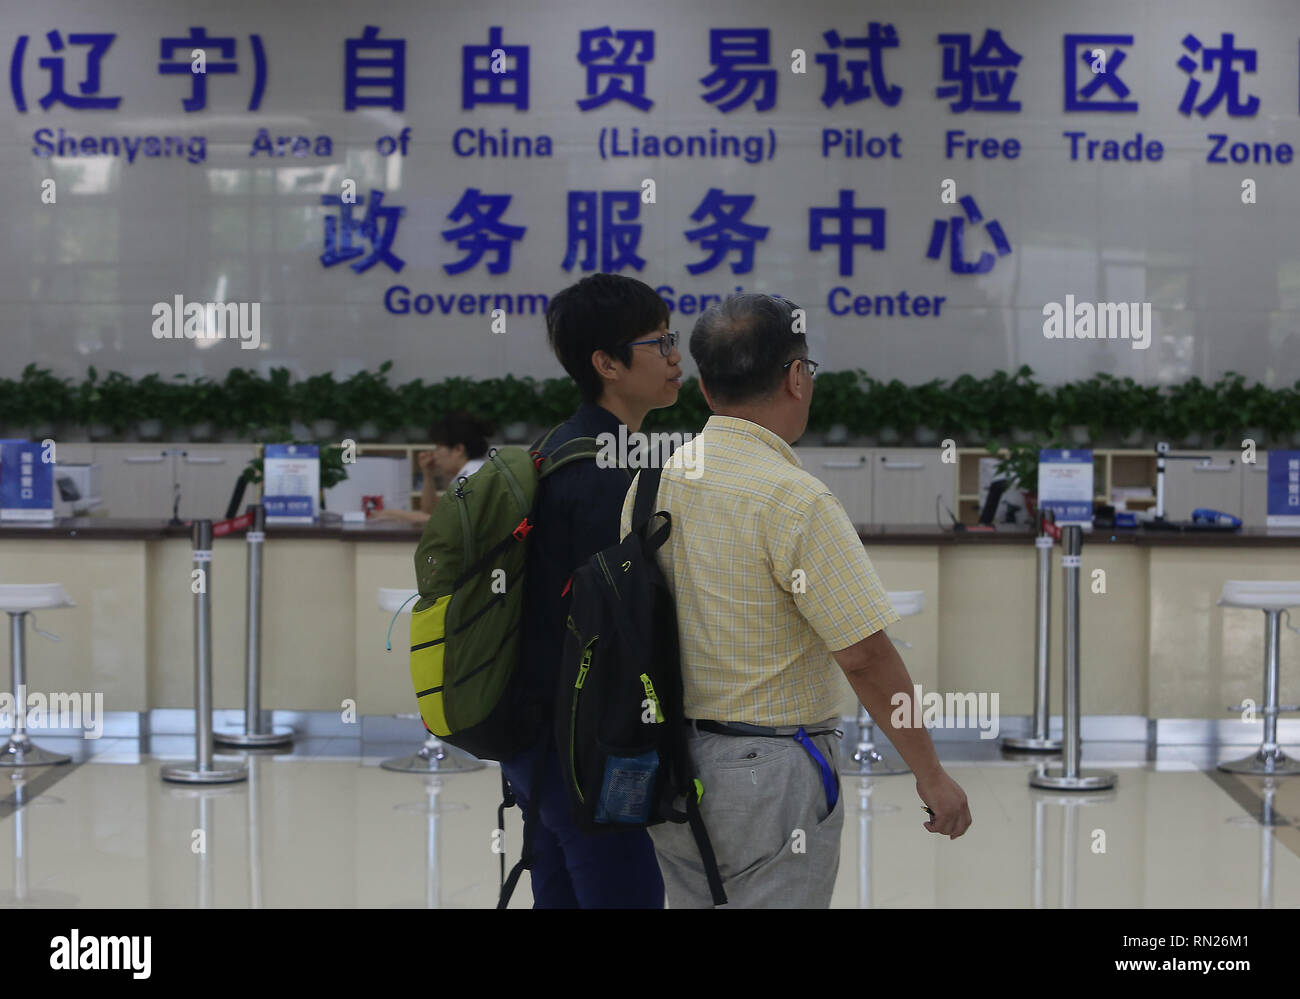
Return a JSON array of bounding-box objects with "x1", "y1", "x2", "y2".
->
[
  {"x1": 631, "y1": 463, "x2": 663, "y2": 534},
  {"x1": 530, "y1": 425, "x2": 563, "y2": 454},
  {"x1": 538, "y1": 435, "x2": 600, "y2": 478}
]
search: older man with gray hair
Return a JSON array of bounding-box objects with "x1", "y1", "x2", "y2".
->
[{"x1": 620, "y1": 293, "x2": 971, "y2": 908}]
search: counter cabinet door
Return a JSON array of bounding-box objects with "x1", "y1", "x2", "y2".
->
[
  {"x1": 1241, "y1": 455, "x2": 1270, "y2": 526},
  {"x1": 871, "y1": 450, "x2": 955, "y2": 525},
  {"x1": 97, "y1": 445, "x2": 176, "y2": 519},
  {"x1": 795, "y1": 448, "x2": 872, "y2": 525},
  {"x1": 1161, "y1": 450, "x2": 1242, "y2": 522}
]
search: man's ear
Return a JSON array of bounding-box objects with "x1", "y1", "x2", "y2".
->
[
  {"x1": 698, "y1": 376, "x2": 716, "y2": 412},
  {"x1": 786, "y1": 362, "x2": 808, "y2": 403}
]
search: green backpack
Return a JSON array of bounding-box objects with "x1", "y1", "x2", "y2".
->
[{"x1": 407, "y1": 429, "x2": 598, "y2": 761}]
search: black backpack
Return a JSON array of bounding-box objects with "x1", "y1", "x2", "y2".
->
[{"x1": 553, "y1": 463, "x2": 726, "y2": 906}]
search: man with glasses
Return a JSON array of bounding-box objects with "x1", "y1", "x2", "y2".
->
[
  {"x1": 500, "y1": 273, "x2": 683, "y2": 908},
  {"x1": 620, "y1": 293, "x2": 972, "y2": 907}
]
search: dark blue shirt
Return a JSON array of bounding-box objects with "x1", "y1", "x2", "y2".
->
[{"x1": 516, "y1": 402, "x2": 632, "y2": 726}]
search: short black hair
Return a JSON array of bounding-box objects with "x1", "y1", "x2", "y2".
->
[
  {"x1": 545, "y1": 273, "x2": 670, "y2": 403},
  {"x1": 429, "y1": 411, "x2": 492, "y2": 459},
  {"x1": 689, "y1": 294, "x2": 805, "y2": 405}
]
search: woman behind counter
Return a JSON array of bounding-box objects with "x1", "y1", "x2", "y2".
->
[{"x1": 368, "y1": 411, "x2": 494, "y2": 525}]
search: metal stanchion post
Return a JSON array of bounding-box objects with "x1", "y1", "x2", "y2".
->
[
  {"x1": 838, "y1": 702, "x2": 909, "y2": 776},
  {"x1": 1030, "y1": 525, "x2": 1116, "y2": 791},
  {"x1": 217, "y1": 505, "x2": 293, "y2": 747},
  {"x1": 853, "y1": 779, "x2": 896, "y2": 908},
  {"x1": 1005, "y1": 511, "x2": 1062, "y2": 752},
  {"x1": 1031, "y1": 795, "x2": 1047, "y2": 908},
  {"x1": 427, "y1": 779, "x2": 441, "y2": 909},
  {"x1": 0, "y1": 776, "x2": 77, "y2": 905},
  {"x1": 858, "y1": 781, "x2": 872, "y2": 909},
  {"x1": 162, "y1": 520, "x2": 246, "y2": 784}
]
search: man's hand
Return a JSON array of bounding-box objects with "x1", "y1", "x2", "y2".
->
[
  {"x1": 916, "y1": 770, "x2": 972, "y2": 839},
  {"x1": 416, "y1": 450, "x2": 436, "y2": 472}
]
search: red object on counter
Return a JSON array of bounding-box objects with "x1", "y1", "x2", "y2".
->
[{"x1": 212, "y1": 511, "x2": 255, "y2": 537}]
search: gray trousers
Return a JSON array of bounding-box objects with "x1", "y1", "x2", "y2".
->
[{"x1": 650, "y1": 718, "x2": 844, "y2": 908}]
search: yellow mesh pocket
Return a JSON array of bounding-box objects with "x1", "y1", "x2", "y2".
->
[{"x1": 410, "y1": 596, "x2": 451, "y2": 736}]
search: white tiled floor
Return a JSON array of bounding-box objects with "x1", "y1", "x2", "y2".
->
[{"x1": 1, "y1": 736, "x2": 1298, "y2": 907}]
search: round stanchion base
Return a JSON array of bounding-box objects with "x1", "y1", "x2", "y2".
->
[
  {"x1": 380, "y1": 741, "x2": 485, "y2": 774},
  {"x1": 160, "y1": 762, "x2": 248, "y2": 784},
  {"x1": 1217, "y1": 747, "x2": 1300, "y2": 776},
  {"x1": 213, "y1": 726, "x2": 295, "y2": 748},
  {"x1": 1029, "y1": 766, "x2": 1117, "y2": 790},
  {"x1": 839, "y1": 746, "x2": 910, "y2": 776},
  {"x1": 0, "y1": 738, "x2": 71, "y2": 767},
  {"x1": 1002, "y1": 735, "x2": 1063, "y2": 752}
]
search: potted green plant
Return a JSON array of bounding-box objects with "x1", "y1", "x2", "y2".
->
[
  {"x1": 986, "y1": 438, "x2": 1064, "y2": 521},
  {"x1": 945, "y1": 373, "x2": 987, "y2": 443},
  {"x1": 16, "y1": 364, "x2": 73, "y2": 440},
  {"x1": 182, "y1": 375, "x2": 222, "y2": 441},
  {"x1": 1160, "y1": 377, "x2": 1216, "y2": 448},
  {"x1": 162, "y1": 375, "x2": 192, "y2": 441},
  {"x1": 347, "y1": 361, "x2": 409, "y2": 442},
  {"x1": 1093, "y1": 374, "x2": 1160, "y2": 448},
  {"x1": 1288, "y1": 380, "x2": 1300, "y2": 447},
  {"x1": 396, "y1": 378, "x2": 434, "y2": 441},
  {"x1": 481, "y1": 374, "x2": 539, "y2": 442},
  {"x1": 1048, "y1": 381, "x2": 1094, "y2": 446},
  {"x1": 337, "y1": 361, "x2": 398, "y2": 441},
  {"x1": 871, "y1": 379, "x2": 917, "y2": 445},
  {"x1": 1217, "y1": 371, "x2": 1280, "y2": 448},
  {"x1": 431, "y1": 376, "x2": 480, "y2": 426},
  {"x1": 293, "y1": 372, "x2": 341, "y2": 440},
  {"x1": 981, "y1": 366, "x2": 1048, "y2": 444},
  {"x1": 259, "y1": 367, "x2": 293, "y2": 441},
  {"x1": 537, "y1": 377, "x2": 581, "y2": 429},
  {"x1": 71, "y1": 367, "x2": 101, "y2": 440},
  {"x1": 0, "y1": 375, "x2": 18, "y2": 436},
  {"x1": 221, "y1": 367, "x2": 290, "y2": 442},
  {"x1": 96, "y1": 371, "x2": 141, "y2": 438},
  {"x1": 808, "y1": 369, "x2": 858, "y2": 444},
  {"x1": 132, "y1": 373, "x2": 171, "y2": 440},
  {"x1": 910, "y1": 377, "x2": 949, "y2": 445}
]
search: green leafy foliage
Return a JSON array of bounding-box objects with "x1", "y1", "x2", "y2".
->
[{"x1": 8, "y1": 366, "x2": 1300, "y2": 445}]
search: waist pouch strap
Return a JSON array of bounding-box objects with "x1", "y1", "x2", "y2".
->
[{"x1": 792, "y1": 726, "x2": 839, "y2": 813}]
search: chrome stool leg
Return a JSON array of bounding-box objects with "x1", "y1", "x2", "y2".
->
[
  {"x1": 381, "y1": 718, "x2": 485, "y2": 774},
  {"x1": 1220, "y1": 609, "x2": 1300, "y2": 775},
  {"x1": 0, "y1": 612, "x2": 70, "y2": 767}
]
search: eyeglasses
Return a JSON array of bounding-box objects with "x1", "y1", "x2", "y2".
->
[
  {"x1": 628, "y1": 330, "x2": 680, "y2": 357},
  {"x1": 782, "y1": 357, "x2": 820, "y2": 378}
]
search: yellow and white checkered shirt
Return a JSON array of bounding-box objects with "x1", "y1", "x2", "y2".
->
[{"x1": 620, "y1": 415, "x2": 899, "y2": 726}]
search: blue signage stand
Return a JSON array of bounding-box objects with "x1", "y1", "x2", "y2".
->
[
  {"x1": 1266, "y1": 450, "x2": 1300, "y2": 528},
  {"x1": 0, "y1": 440, "x2": 55, "y2": 521}
]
